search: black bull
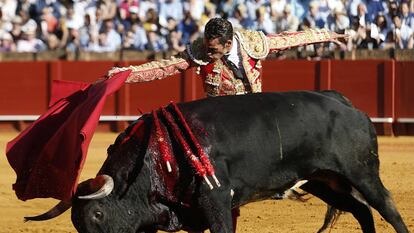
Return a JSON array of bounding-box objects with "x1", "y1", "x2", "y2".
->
[{"x1": 28, "y1": 91, "x2": 409, "y2": 233}]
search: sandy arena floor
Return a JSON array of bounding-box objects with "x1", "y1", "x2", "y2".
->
[{"x1": 0, "y1": 133, "x2": 413, "y2": 233}]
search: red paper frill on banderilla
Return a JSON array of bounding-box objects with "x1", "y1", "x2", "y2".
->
[
  {"x1": 5, "y1": 70, "x2": 131, "y2": 201},
  {"x1": 149, "y1": 104, "x2": 220, "y2": 193}
]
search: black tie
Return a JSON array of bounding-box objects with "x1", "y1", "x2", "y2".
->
[{"x1": 222, "y1": 55, "x2": 245, "y2": 81}]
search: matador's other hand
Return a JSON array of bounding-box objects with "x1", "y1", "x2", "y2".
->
[
  {"x1": 93, "y1": 67, "x2": 128, "y2": 84},
  {"x1": 328, "y1": 31, "x2": 349, "y2": 43},
  {"x1": 107, "y1": 67, "x2": 126, "y2": 78},
  {"x1": 328, "y1": 31, "x2": 349, "y2": 50}
]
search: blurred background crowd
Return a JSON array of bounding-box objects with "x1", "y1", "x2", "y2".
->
[{"x1": 0, "y1": 0, "x2": 413, "y2": 54}]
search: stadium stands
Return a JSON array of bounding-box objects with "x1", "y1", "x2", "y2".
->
[{"x1": 0, "y1": 0, "x2": 413, "y2": 56}]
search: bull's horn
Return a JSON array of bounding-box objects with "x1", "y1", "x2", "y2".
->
[
  {"x1": 24, "y1": 201, "x2": 72, "y2": 222},
  {"x1": 78, "y1": 174, "x2": 114, "y2": 200}
]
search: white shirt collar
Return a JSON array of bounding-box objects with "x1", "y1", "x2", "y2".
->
[{"x1": 225, "y1": 37, "x2": 240, "y2": 68}]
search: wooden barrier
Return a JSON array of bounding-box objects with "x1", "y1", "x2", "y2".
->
[
  {"x1": 1, "y1": 50, "x2": 414, "y2": 62},
  {"x1": 394, "y1": 61, "x2": 414, "y2": 135},
  {"x1": 262, "y1": 60, "x2": 319, "y2": 91},
  {"x1": 0, "y1": 60, "x2": 413, "y2": 135}
]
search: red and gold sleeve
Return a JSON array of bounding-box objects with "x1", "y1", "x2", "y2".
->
[
  {"x1": 107, "y1": 55, "x2": 191, "y2": 83},
  {"x1": 266, "y1": 29, "x2": 347, "y2": 52}
]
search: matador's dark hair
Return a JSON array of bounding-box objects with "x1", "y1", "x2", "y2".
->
[{"x1": 204, "y1": 18, "x2": 233, "y2": 45}]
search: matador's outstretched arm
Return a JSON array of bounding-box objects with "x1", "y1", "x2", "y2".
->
[
  {"x1": 266, "y1": 29, "x2": 347, "y2": 52},
  {"x1": 107, "y1": 54, "x2": 191, "y2": 83}
]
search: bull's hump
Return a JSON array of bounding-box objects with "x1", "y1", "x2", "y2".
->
[{"x1": 178, "y1": 92, "x2": 324, "y2": 118}]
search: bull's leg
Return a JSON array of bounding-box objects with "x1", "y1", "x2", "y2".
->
[
  {"x1": 347, "y1": 175, "x2": 409, "y2": 233},
  {"x1": 301, "y1": 180, "x2": 376, "y2": 233}
]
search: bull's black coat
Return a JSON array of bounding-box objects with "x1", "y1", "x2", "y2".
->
[{"x1": 71, "y1": 91, "x2": 409, "y2": 233}]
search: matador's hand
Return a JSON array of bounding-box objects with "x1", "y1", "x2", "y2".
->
[
  {"x1": 329, "y1": 31, "x2": 349, "y2": 43},
  {"x1": 107, "y1": 67, "x2": 126, "y2": 78},
  {"x1": 328, "y1": 31, "x2": 349, "y2": 50},
  {"x1": 93, "y1": 67, "x2": 128, "y2": 84}
]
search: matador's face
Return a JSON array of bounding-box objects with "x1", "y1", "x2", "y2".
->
[{"x1": 204, "y1": 37, "x2": 233, "y2": 61}]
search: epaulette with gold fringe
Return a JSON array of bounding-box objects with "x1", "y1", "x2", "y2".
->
[{"x1": 235, "y1": 29, "x2": 269, "y2": 59}]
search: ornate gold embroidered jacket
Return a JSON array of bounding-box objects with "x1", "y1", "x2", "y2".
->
[{"x1": 109, "y1": 29, "x2": 343, "y2": 97}]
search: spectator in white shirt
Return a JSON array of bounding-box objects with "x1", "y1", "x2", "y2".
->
[
  {"x1": 392, "y1": 15, "x2": 413, "y2": 49},
  {"x1": 0, "y1": 0, "x2": 17, "y2": 22},
  {"x1": 370, "y1": 13, "x2": 389, "y2": 46},
  {"x1": 246, "y1": 0, "x2": 269, "y2": 21},
  {"x1": 100, "y1": 19, "x2": 122, "y2": 51},
  {"x1": 347, "y1": 0, "x2": 365, "y2": 18},
  {"x1": 132, "y1": 23, "x2": 148, "y2": 50},
  {"x1": 0, "y1": 6, "x2": 13, "y2": 32},
  {"x1": 138, "y1": 0, "x2": 157, "y2": 22},
  {"x1": 270, "y1": 0, "x2": 287, "y2": 19},
  {"x1": 79, "y1": 13, "x2": 98, "y2": 49},
  {"x1": 401, "y1": 2, "x2": 414, "y2": 31},
  {"x1": 303, "y1": 1, "x2": 325, "y2": 29},
  {"x1": 158, "y1": 0, "x2": 184, "y2": 28},
  {"x1": 98, "y1": 0, "x2": 117, "y2": 20},
  {"x1": 65, "y1": 6, "x2": 84, "y2": 30},
  {"x1": 327, "y1": 7, "x2": 350, "y2": 33},
  {"x1": 19, "y1": 10, "x2": 38, "y2": 34},
  {"x1": 356, "y1": 2, "x2": 369, "y2": 27},
  {"x1": 185, "y1": 0, "x2": 205, "y2": 21},
  {"x1": 0, "y1": 32, "x2": 16, "y2": 52},
  {"x1": 16, "y1": 29, "x2": 46, "y2": 52},
  {"x1": 276, "y1": 4, "x2": 300, "y2": 32},
  {"x1": 253, "y1": 6, "x2": 275, "y2": 34}
]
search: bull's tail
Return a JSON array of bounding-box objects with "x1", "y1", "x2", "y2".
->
[{"x1": 317, "y1": 205, "x2": 343, "y2": 233}]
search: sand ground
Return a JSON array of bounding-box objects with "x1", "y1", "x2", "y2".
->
[{"x1": 1, "y1": 133, "x2": 413, "y2": 233}]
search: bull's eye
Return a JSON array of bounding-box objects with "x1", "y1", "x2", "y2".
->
[{"x1": 93, "y1": 211, "x2": 104, "y2": 221}]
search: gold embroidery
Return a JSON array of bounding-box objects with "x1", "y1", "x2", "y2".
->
[
  {"x1": 107, "y1": 55, "x2": 189, "y2": 83},
  {"x1": 204, "y1": 60, "x2": 223, "y2": 97},
  {"x1": 205, "y1": 73, "x2": 221, "y2": 86},
  {"x1": 205, "y1": 87, "x2": 219, "y2": 97},
  {"x1": 267, "y1": 29, "x2": 338, "y2": 51},
  {"x1": 205, "y1": 72, "x2": 220, "y2": 97},
  {"x1": 240, "y1": 47, "x2": 262, "y2": 93},
  {"x1": 204, "y1": 59, "x2": 249, "y2": 97},
  {"x1": 235, "y1": 29, "x2": 269, "y2": 59},
  {"x1": 249, "y1": 69, "x2": 261, "y2": 93},
  {"x1": 251, "y1": 82, "x2": 262, "y2": 93},
  {"x1": 234, "y1": 79, "x2": 245, "y2": 95},
  {"x1": 221, "y1": 59, "x2": 246, "y2": 95}
]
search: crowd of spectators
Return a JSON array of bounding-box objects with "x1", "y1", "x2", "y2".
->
[{"x1": 0, "y1": 0, "x2": 413, "y2": 54}]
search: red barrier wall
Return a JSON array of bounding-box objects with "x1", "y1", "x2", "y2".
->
[
  {"x1": 0, "y1": 62, "x2": 49, "y2": 114},
  {"x1": 0, "y1": 60, "x2": 413, "y2": 135},
  {"x1": 396, "y1": 62, "x2": 414, "y2": 118},
  {"x1": 50, "y1": 61, "x2": 117, "y2": 114},
  {"x1": 262, "y1": 60, "x2": 319, "y2": 91},
  {"x1": 394, "y1": 61, "x2": 414, "y2": 135},
  {"x1": 329, "y1": 60, "x2": 392, "y2": 118}
]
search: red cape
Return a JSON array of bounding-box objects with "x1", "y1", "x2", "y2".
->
[{"x1": 6, "y1": 71, "x2": 131, "y2": 201}]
